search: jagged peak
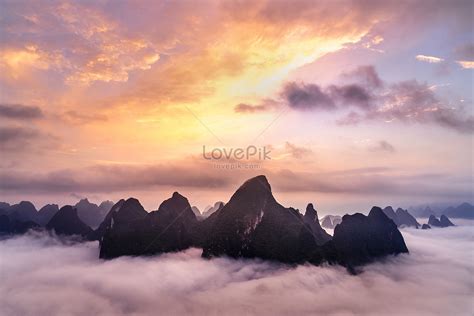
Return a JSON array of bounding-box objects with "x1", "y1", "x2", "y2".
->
[{"x1": 304, "y1": 203, "x2": 318, "y2": 221}]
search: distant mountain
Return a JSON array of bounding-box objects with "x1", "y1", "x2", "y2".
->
[
  {"x1": 46, "y1": 205, "x2": 93, "y2": 236},
  {"x1": 303, "y1": 203, "x2": 332, "y2": 245},
  {"x1": 0, "y1": 201, "x2": 40, "y2": 234},
  {"x1": 0, "y1": 202, "x2": 10, "y2": 210},
  {"x1": 191, "y1": 206, "x2": 201, "y2": 217},
  {"x1": 409, "y1": 206, "x2": 436, "y2": 218},
  {"x1": 74, "y1": 199, "x2": 113, "y2": 229},
  {"x1": 202, "y1": 202, "x2": 225, "y2": 218},
  {"x1": 395, "y1": 208, "x2": 420, "y2": 228},
  {"x1": 99, "y1": 200, "x2": 114, "y2": 212},
  {"x1": 428, "y1": 215, "x2": 455, "y2": 228},
  {"x1": 0, "y1": 214, "x2": 39, "y2": 234},
  {"x1": 87, "y1": 199, "x2": 124, "y2": 241},
  {"x1": 409, "y1": 202, "x2": 474, "y2": 219},
  {"x1": 37, "y1": 204, "x2": 59, "y2": 226},
  {"x1": 382, "y1": 206, "x2": 420, "y2": 228},
  {"x1": 440, "y1": 215, "x2": 455, "y2": 227},
  {"x1": 7, "y1": 201, "x2": 38, "y2": 224},
  {"x1": 320, "y1": 215, "x2": 342, "y2": 229},
  {"x1": 442, "y1": 203, "x2": 474, "y2": 219},
  {"x1": 421, "y1": 224, "x2": 431, "y2": 229}
]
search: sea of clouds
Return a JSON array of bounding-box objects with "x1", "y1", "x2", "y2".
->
[{"x1": 1, "y1": 222, "x2": 473, "y2": 316}]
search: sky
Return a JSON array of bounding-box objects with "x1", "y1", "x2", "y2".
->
[
  {"x1": 0, "y1": 0, "x2": 473, "y2": 214},
  {"x1": 1, "y1": 224, "x2": 473, "y2": 315}
]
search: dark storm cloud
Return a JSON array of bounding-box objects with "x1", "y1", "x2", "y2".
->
[
  {"x1": 1, "y1": 226, "x2": 473, "y2": 315},
  {"x1": 0, "y1": 104, "x2": 43, "y2": 120}
]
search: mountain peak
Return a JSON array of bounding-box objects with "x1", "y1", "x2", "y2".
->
[
  {"x1": 46, "y1": 205, "x2": 92, "y2": 236},
  {"x1": 172, "y1": 191, "x2": 186, "y2": 200},
  {"x1": 304, "y1": 203, "x2": 318, "y2": 222},
  {"x1": 241, "y1": 175, "x2": 271, "y2": 192},
  {"x1": 157, "y1": 192, "x2": 196, "y2": 223},
  {"x1": 368, "y1": 206, "x2": 386, "y2": 220}
]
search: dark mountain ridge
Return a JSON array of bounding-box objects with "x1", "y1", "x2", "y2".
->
[{"x1": 1, "y1": 175, "x2": 411, "y2": 270}]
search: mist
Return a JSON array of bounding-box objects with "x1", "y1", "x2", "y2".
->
[{"x1": 1, "y1": 224, "x2": 473, "y2": 316}]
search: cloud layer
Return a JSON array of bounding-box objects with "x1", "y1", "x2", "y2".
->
[
  {"x1": 1, "y1": 225, "x2": 473, "y2": 315},
  {"x1": 0, "y1": 162, "x2": 471, "y2": 202}
]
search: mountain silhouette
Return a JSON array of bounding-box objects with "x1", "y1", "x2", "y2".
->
[
  {"x1": 428, "y1": 214, "x2": 455, "y2": 228},
  {"x1": 328, "y1": 207, "x2": 408, "y2": 269},
  {"x1": 442, "y1": 202, "x2": 473, "y2": 219},
  {"x1": 382, "y1": 206, "x2": 420, "y2": 228},
  {"x1": 1, "y1": 175, "x2": 411, "y2": 269},
  {"x1": 99, "y1": 194, "x2": 198, "y2": 259},
  {"x1": 37, "y1": 204, "x2": 59, "y2": 226},
  {"x1": 46, "y1": 206, "x2": 93, "y2": 236},
  {"x1": 74, "y1": 198, "x2": 114, "y2": 229}
]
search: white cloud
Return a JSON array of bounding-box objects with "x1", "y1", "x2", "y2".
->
[
  {"x1": 456, "y1": 61, "x2": 474, "y2": 69},
  {"x1": 1, "y1": 223, "x2": 473, "y2": 315},
  {"x1": 416, "y1": 55, "x2": 444, "y2": 63}
]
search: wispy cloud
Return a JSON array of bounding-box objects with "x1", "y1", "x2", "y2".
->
[
  {"x1": 456, "y1": 61, "x2": 474, "y2": 69},
  {"x1": 0, "y1": 104, "x2": 43, "y2": 120},
  {"x1": 416, "y1": 54, "x2": 444, "y2": 63},
  {"x1": 368, "y1": 140, "x2": 396, "y2": 153}
]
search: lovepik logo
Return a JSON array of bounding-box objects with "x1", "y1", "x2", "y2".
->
[{"x1": 202, "y1": 145, "x2": 271, "y2": 161}]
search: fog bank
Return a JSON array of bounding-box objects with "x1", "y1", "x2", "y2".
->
[{"x1": 1, "y1": 224, "x2": 473, "y2": 315}]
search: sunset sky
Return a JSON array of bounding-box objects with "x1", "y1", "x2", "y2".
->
[{"x1": 0, "y1": 0, "x2": 472, "y2": 214}]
